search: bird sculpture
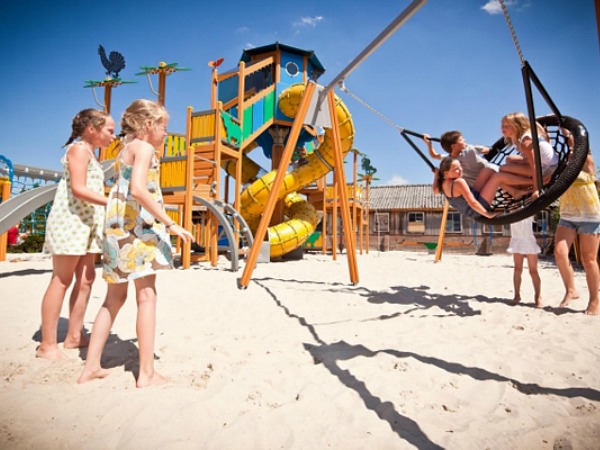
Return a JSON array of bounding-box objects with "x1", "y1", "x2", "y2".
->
[{"x1": 98, "y1": 45, "x2": 126, "y2": 79}]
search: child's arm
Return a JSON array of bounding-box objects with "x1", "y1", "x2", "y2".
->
[
  {"x1": 129, "y1": 142, "x2": 193, "y2": 241},
  {"x1": 519, "y1": 137, "x2": 541, "y2": 193},
  {"x1": 67, "y1": 143, "x2": 107, "y2": 206},
  {"x1": 454, "y1": 179, "x2": 496, "y2": 218},
  {"x1": 424, "y1": 135, "x2": 443, "y2": 160}
]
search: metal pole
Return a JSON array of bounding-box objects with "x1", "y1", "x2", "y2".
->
[{"x1": 322, "y1": 0, "x2": 428, "y2": 97}]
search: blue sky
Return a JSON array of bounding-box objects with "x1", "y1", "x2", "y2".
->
[{"x1": 1, "y1": 0, "x2": 598, "y2": 187}]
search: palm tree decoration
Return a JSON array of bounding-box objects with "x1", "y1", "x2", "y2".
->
[{"x1": 136, "y1": 62, "x2": 191, "y2": 107}]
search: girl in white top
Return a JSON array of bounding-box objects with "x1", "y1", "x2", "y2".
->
[
  {"x1": 507, "y1": 216, "x2": 542, "y2": 307},
  {"x1": 499, "y1": 112, "x2": 559, "y2": 200}
]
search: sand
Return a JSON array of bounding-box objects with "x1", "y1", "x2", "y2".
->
[{"x1": 0, "y1": 250, "x2": 599, "y2": 449}]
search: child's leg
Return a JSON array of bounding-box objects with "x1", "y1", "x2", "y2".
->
[
  {"x1": 134, "y1": 275, "x2": 167, "y2": 388},
  {"x1": 554, "y1": 226, "x2": 579, "y2": 307},
  {"x1": 64, "y1": 253, "x2": 97, "y2": 349},
  {"x1": 579, "y1": 233, "x2": 600, "y2": 315},
  {"x1": 472, "y1": 167, "x2": 497, "y2": 193},
  {"x1": 37, "y1": 255, "x2": 80, "y2": 360},
  {"x1": 480, "y1": 171, "x2": 533, "y2": 205},
  {"x1": 77, "y1": 283, "x2": 128, "y2": 383},
  {"x1": 512, "y1": 253, "x2": 524, "y2": 305},
  {"x1": 526, "y1": 254, "x2": 542, "y2": 307}
]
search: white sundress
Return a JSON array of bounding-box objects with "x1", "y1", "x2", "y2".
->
[
  {"x1": 507, "y1": 216, "x2": 540, "y2": 255},
  {"x1": 44, "y1": 144, "x2": 105, "y2": 255}
]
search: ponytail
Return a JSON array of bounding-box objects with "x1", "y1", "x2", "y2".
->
[
  {"x1": 64, "y1": 108, "x2": 109, "y2": 147},
  {"x1": 437, "y1": 157, "x2": 454, "y2": 194}
]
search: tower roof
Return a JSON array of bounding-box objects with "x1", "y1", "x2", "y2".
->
[{"x1": 240, "y1": 42, "x2": 325, "y2": 75}]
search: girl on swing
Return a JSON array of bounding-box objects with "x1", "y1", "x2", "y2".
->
[{"x1": 499, "y1": 112, "x2": 559, "y2": 200}]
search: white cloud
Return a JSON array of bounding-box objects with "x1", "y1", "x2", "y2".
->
[
  {"x1": 481, "y1": 0, "x2": 516, "y2": 15},
  {"x1": 236, "y1": 26, "x2": 250, "y2": 33},
  {"x1": 293, "y1": 16, "x2": 324, "y2": 28},
  {"x1": 385, "y1": 175, "x2": 409, "y2": 186}
]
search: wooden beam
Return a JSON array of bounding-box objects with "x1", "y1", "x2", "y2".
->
[
  {"x1": 238, "y1": 82, "x2": 316, "y2": 288},
  {"x1": 327, "y1": 90, "x2": 359, "y2": 284}
]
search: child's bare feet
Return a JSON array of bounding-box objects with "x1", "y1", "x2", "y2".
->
[
  {"x1": 36, "y1": 345, "x2": 69, "y2": 360},
  {"x1": 535, "y1": 296, "x2": 543, "y2": 308},
  {"x1": 77, "y1": 367, "x2": 112, "y2": 384},
  {"x1": 64, "y1": 334, "x2": 90, "y2": 349},
  {"x1": 136, "y1": 371, "x2": 169, "y2": 388},
  {"x1": 559, "y1": 290, "x2": 580, "y2": 308},
  {"x1": 585, "y1": 299, "x2": 599, "y2": 316},
  {"x1": 511, "y1": 296, "x2": 521, "y2": 306}
]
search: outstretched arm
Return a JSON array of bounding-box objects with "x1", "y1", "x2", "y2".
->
[
  {"x1": 454, "y1": 179, "x2": 495, "y2": 218},
  {"x1": 424, "y1": 135, "x2": 443, "y2": 161}
]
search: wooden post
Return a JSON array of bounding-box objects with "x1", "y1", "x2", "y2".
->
[
  {"x1": 327, "y1": 90, "x2": 358, "y2": 284},
  {"x1": 239, "y1": 82, "x2": 316, "y2": 288},
  {"x1": 321, "y1": 175, "x2": 327, "y2": 255},
  {"x1": 158, "y1": 71, "x2": 167, "y2": 106},
  {"x1": 332, "y1": 174, "x2": 338, "y2": 260},
  {"x1": 181, "y1": 106, "x2": 194, "y2": 268},
  {"x1": 0, "y1": 181, "x2": 11, "y2": 261},
  {"x1": 434, "y1": 200, "x2": 449, "y2": 262},
  {"x1": 365, "y1": 181, "x2": 371, "y2": 253},
  {"x1": 103, "y1": 85, "x2": 113, "y2": 114}
]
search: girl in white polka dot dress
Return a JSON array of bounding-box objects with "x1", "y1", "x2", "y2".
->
[{"x1": 37, "y1": 109, "x2": 115, "y2": 360}]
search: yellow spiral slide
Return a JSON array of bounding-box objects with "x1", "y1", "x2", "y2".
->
[{"x1": 231, "y1": 83, "x2": 355, "y2": 257}]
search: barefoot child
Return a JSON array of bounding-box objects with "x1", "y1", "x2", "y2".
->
[
  {"x1": 507, "y1": 216, "x2": 542, "y2": 307},
  {"x1": 37, "y1": 109, "x2": 115, "y2": 360},
  {"x1": 78, "y1": 99, "x2": 193, "y2": 387},
  {"x1": 554, "y1": 153, "x2": 600, "y2": 315}
]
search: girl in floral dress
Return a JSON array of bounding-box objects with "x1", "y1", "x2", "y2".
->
[
  {"x1": 38, "y1": 109, "x2": 115, "y2": 360},
  {"x1": 78, "y1": 99, "x2": 192, "y2": 387}
]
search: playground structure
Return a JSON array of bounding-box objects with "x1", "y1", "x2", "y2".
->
[{"x1": 0, "y1": 0, "x2": 429, "y2": 287}]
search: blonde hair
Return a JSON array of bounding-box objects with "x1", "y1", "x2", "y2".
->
[
  {"x1": 502, "y1": 112, "x2": 548, "y2": 145},
  {"x1": 64, "y1": 108, "x2": 110, "y2": 147},
  {"x1": 121, "y1": 99, "x2": 169, "y2": 137}
]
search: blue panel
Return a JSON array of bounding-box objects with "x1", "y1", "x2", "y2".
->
[
  {"x1": 279, "y1": 53, "x2": 304, "y2": 86},
  {"x1": 218, "y1": 75, "x2": 239, "y2": 106},
  {"x1": 252, "y1": 98, "x2": 264, "y2": 132}
]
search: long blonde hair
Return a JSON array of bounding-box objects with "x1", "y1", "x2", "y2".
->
[
  {"x1": 502, "y1": 112, "x2": 548, "y2": 146},
  {"x1": 120, "y1": 99, "x2": 169, "y2": 137}
]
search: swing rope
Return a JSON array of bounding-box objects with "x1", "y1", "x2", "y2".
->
[
  {"x1": 499, "y1": 0, "x2": 525, "y2": 65},
  {"x1": 338, "y1": 81, "x2": 438, "y2": 171}
]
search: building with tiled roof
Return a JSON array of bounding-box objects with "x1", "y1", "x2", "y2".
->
[{"x1": 363, "y1": 184, "x2": 552, "y2": 254}]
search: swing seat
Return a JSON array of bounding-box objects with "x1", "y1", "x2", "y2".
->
[{"x1": 477, "y1": 114, "x2": 589, "y2": 226}]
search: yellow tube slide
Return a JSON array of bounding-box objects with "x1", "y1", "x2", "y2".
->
[{"x1": 237, "y1": 83, "x2": 355, "y2": 257}]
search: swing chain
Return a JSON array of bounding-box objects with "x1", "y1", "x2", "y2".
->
[
  {"x1": 499, "y1": 0, "x2": 525, "y2": 65},
  {"x1": 338, "y1": 81, "x2": 406, "y2": 134}
]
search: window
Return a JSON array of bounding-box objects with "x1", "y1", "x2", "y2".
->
[
  {"x1": 445, "y1": 212, "x2": 462, "y2": 233},
  {"x1": 482, "y1": 223, "x2": 504, "y2": 234},
  {"x1": 407, "y1": 212, "x2": 424, "y2": 234},
  {"x1": 374, "y1": 212, "x2": 389, "y2": 233},
  {"x1": 285, "y1": 62, "x2": 300, "y2": 77}
]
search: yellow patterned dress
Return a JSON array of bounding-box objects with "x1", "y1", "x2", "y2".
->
[{"x1": 103, "y1": 150, "x2": 173, "y2": 283}]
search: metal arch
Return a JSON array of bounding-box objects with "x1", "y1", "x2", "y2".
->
[
  {"x1": 215, "y1": 199, "x2": 254, "y2": 249},
  {"x1": 192, "y1": 196, "x2": 254, "y2": 271}
]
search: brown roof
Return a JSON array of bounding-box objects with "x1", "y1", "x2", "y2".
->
[{"x1": 368, "y1": 184, "x2": 447, "y2": 210}]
